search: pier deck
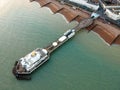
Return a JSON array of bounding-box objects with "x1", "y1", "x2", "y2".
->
[{"x1": 45, "y1": 18, "x2": 94, "y2": 53}]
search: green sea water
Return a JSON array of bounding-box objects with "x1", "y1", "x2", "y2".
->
[{"x1": 0, "y1": 0, "x2": 120, "y2": 90}]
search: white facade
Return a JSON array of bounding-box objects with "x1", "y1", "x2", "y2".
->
[
  {"x1": 105, "y1": 9, "x2": 120, "y2": 20},
  {"x1": 69, "y1": 0, "x2": 99, "y2": 10}
]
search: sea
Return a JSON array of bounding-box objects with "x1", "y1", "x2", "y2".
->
[{"x1": 0, "y1": 0, "x2": 120, "y2": 90}]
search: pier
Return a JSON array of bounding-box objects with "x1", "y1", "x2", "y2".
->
[
  {"x1": 31, "y1": 0, "x2": 120, "y2": 45},
  {"x1": 12, "y1": 14, "x2": 95, "y2": 80}
]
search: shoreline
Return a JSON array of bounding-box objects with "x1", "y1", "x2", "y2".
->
[{"x1": 31, "y1": 0, "x2": 120, "y2": 45}]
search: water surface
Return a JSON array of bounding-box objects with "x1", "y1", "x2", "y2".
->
[{"x1": 0, "y1": 0, "x2": 120, "y2": 90}]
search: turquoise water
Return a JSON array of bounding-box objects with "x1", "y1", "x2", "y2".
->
[{"x1": 0, "y1": 0, "x2": 120, "y2": 90}]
